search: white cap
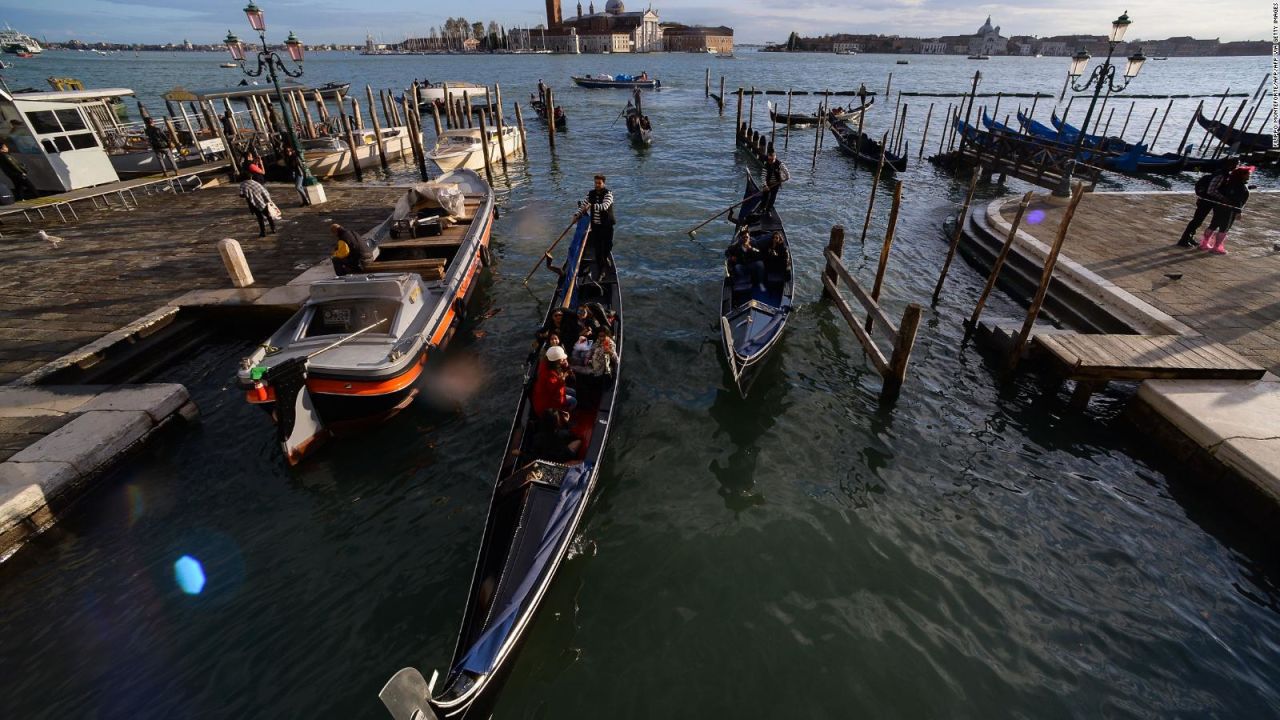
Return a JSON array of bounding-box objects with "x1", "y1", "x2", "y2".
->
[{"x1": 546, "y1": 345, "x2": 568, "y2": 362}]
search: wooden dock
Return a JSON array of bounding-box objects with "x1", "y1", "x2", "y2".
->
[{"x1": 1034, "y1": 333, "x2": 1265, "y2": 407}]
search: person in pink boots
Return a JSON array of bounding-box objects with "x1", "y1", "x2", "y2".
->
[{"x1": 1200, "y1": 165, "x2": 1253, "y2": 255}]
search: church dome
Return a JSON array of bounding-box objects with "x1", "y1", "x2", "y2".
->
[{"x1": 605, "y1": 0, "x2": 624, "y2": 13}]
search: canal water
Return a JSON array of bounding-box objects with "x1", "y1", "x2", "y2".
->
[{"x1": 2, "y1": 51, "x2": 1278, "y2": 719}]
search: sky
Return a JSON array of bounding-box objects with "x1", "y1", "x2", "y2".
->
[{"x1": 0, "y1": 0, "x2": 1270, "y2": 46}]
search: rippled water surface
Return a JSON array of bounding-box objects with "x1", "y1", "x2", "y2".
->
[{"x1": 1, "y1": 51, "x2": 1279, "y2": 719}]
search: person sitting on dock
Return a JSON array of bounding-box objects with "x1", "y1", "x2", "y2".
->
[
  {"x1": 1200, "y1": 165, "x2": 1252, "y2": 255},
  {"x1": 761, "y1": 149, "x2": 790, "y2": 214},
  {"x1": 726, "y1": 228, "x2": 765, "y2": 291},
  {"x1": 0, "y1": 142, "x2": 37, "y2": 201},
  {"x1": 330, "y1": 223, "x2": 380, "y2": 275},
  {"x1": 531, "y1": 408, "x2": 582, "y2": 462},
  {"x1": 533, "y1": 345, "x2": 577, "y2": 415},
  {"x1": 578, "y1": 174, "x2": 616, "y2": 280},
  {"x1": 239, "y1": 174, "x2": 276, "y2": 237},
  {"x1": 1177, "y1": 158, "x2": 1238, "y2": 248}
]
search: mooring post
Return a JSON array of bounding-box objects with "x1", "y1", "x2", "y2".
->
[
  {"x1": 894, "y1": 104, "x2": 908, "y2": 157},
  {"x1": 719, "y1": 76, "x2": 725, "y2": 116},
  {"x1": 881, "y1": 303, "x2": 923, "y2": 402},
  {"x1": 344, "y1": 100, "x2": 363, "y2": 182},
  {"x1": 406, "y1": 85, "x2": 429, "y2": 181},
  {"x1": 1173, "y1": 100, "x2": 1203, "y2": 155},
  {"x1": 479, "y1": 109, "x2": 495, "y2": 187},
  {"x1": 431, "y1": 98, "x2": 444, "y2": 137},
  {"x1": 885, "y1": 71, "x2": 892, "y2": 98},
  {"x1": 811, "y1": 107, "x2": 822, "y2": 170},
  {"x1": 547, "y1": 87, "x2": 557, "y2": 150},
  {"x1": 969, "y1": 191, "x2": 1034, "y2": 330},
  {"x1": 705, "y1": 67, "x2": 710, "y2": 98},
  {"x1": 217, "y1": 239, "x2": 254, "y2": 287},
  {"x1": 918, "y1": 102, "x2": 934, "y2": 159},
  {"x1": 366, "y1": 86, "x2": 389, "y2": 170},
  {"x1": 957, "y1": 70, "x2": 982, "y2": 155},
  {"x1": 783, "y1": 89, "x2": 793, "y2": 150},
  {"x1": 770, "y1": 103, "x2": 777, "y2": 148},
  {"x1": 865, "y1": 179, "x2": 904, "y2": 335},
  {"x1": 1150, "y1": 97, "x2": 1176, "y2": 152},
  {"x1": 465, "y1": 91, "x2": 475, "y2": 129},
  {"x1": 822, "y1": 225, "x2": 846, "y2": 299},
  {"x1": 1138, "y1": 106, "x2": 1159, "y2": 145},
  {"x1": 1008, "y1": 182, "x2": 1085, "y2": 371},
  {"x1": 1100, "y1": 107, "x2": 1116, "y2": 138},
  {"x1": 492, "y1": 86, "x2": 510, "y2": 175},
  {"x1": 859, "y1": 144, "x2": 888, "y2": 245},
  {"x1": 442, "y1": 83, "x2": 453, "y2": 128},
  {"x1": 748, "y1": 86, "x2": 756, "y2": 134},
  {"x1": 312, "y1": 91, "x2": 328, "y2": 126},
  {"x1": 1119, "y1": 100, "x2": 1135, "y2": 139},
  {"x1": 938, "y1": 104, "x2": 953, "y2": 155},
  {"x1": 514, "y1": 102, "x2": 529, "y2": 159},
  {"x1": 735, "y1": 87, "x2": 744, "y2": 137},
  {"x1": 1210, "y1": 98, "x2": 1248, "y2": 158},
  {"x1": 931, "y1": 166, "x2": 981, "y2": 305}
]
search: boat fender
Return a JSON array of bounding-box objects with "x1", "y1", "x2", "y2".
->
[{"x1": 479, "y1": 243, "x2": 493, "y2": 267}]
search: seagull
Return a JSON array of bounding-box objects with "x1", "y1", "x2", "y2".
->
[{"x1": 38, "y1": 230, "x2": 62, "y2": 248}]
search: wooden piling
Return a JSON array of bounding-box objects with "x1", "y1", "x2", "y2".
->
[
  {"x1": 1100, "y1": 107, "x2": 1116, "y2": 138},
  {"x1": 859, "y1": 144, "x2": 888, "y2": 246},
  {"x1": 918, "y1": 102, "x2": 934, "y2": 159},
  {"x1": 478, "y1": 110, "x2": 496, "y2": 187},
  {"x1": 441, "y1": 83, "x2": 453, "y2": 128},
  {"x1": 884, "y1": 72, "x2": 892, "y2": 98},
  {"x1": 1008, "y1": 182, "x2": 1085, "y2": 371},
  {"x1": 894, "y1": 105, "x2": 908, "y2": 157},
  {"x1": 365, "y1": 86, "x2": 389, "y2": 170},
  {"x1": 1137, "y1": 107, "x2": 1158, "y2": 145},
  {"x1": 431, "y1": 97, "x2": 444, "y2": 137},
  {"x1": 705, "y1": 67, "x2": 710, "y2": 97},
  {"x1": 342, "y1": 108, "x2": 363, "y2": 182},
  {"x1": 938, "y1": 104, "x2": 953, "y2": 154},
  {"x1": 811, "y1": 106, "x2": 822, "y2": 170},
  {"x1": 931, "y1": 167, "x2": 981, "y2": 304},
  {"x1": 546, "y1": 87, "x2": 557, "y2": 150},
  {"x1": 719, "y1": 76, "x2": 725, "y2": 116},
  {"x1": 748, "y1": 87, "x2": 756, "y2": 133},
  {"x1": 784, "y1": 89, "x2": 793, "y2": 150},
  {"x1": 312, "y1": 91, "x2": 329, "y2": 126},
  {"x1": 406, "y1": 85, "x2": 429, "y2": 181},
  {"x1": 464, "y1": 91, "x2": 474, "y2": 129},
  {"x1": 1173, "y1": 100, "x2": 1204, "y2": 155},
  {"x1": 822, "y1": 225, "x2": 846, "y2": 298},
  {"x1": 1210, "y1": 98, "x2": 1248, "y2": 158},
  {"x1": 882, "y1": 304, "x2": 922, "y2": 402},
  {"x1": 514, "y1": 102, "x2": 529, "y2": 159},
  {"x1": 865, "y1": 179, "x2": 904, "y2": 334},
  {"x1": 1118, "y1": 101, "x2": 1135, "y2": 139},
  {"x1": 735, "y1": 87, "x2": 744, "y2": 131},
  {"x1": 492, "y1": 86, "x2": 510, "y2": 175},
  {"x1": 969, "y1": 191, "x2": 1034, "y2": 329},
  {"x1": 1148, "y1": 97, "x2": 1175, "y2": 151}
]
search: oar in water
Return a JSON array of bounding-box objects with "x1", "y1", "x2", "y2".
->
[
  {"x1": 523, "y1": 215, "x2": 582, "y2": 285},
  {"x1": 686, "y1": 190, "x2": 766, "y2": 237}
]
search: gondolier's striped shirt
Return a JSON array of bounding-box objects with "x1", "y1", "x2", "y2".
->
[{"x1": 579, "y1": 188, "x2": 615, "y2": 227}]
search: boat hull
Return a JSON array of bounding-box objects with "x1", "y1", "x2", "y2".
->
[
  {"x1": 427, "y1": 127, "x2": 522, "y2": 172},
  {"x1": 308, "y1": 127, "x2": 418, "y2": 179},
  {"x1": 571, "y1": 76, "x2": 660, "y2": 89}
]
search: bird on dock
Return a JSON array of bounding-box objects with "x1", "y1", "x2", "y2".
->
[{"x1": 38, "y1": 230, "x2": 63, "y2": 249}]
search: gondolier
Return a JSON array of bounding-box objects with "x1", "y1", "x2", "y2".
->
[
  {"x1": 577, "y1": 174, "x2": 615, "y2": 280},
  {"x1": 761, "y1": 149, "x2": 789, "y2": 214}
]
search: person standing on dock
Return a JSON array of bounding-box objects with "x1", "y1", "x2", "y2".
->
[
  {"x1": 1199, "y1": 165, "x2": 1252, "y2": 255},
  {"x1": 143, "y1": 117, "x2": 173, "y2": 176},
  {"x1": 760, "y1": 149, "x2": 790, "y2": 214},
  {"x1": 1176, "y1": 158, "x2": 1237, "y2": 248},
  {"x1": 239, "y1": 174, "x2": 277, "y2": 237},
  {"x1": 0, "y1": 142, "x2": 37, "y2": 200},
  {"x1": 577, "y1": 174, "x2": 615, "y2": 280},
  {"x1": 281, "y1": 146, "x2": 309, "y2": 207}
]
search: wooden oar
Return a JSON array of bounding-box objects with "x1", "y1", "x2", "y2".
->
[
  {"x1": 559, "y1": 224, "x2": 593, "y2": 309},
  {"x1": 522, "y1": 215, "x2": 581, "y2": 285},
  {"x1": 686, "y1": 190, "x2": 766, "y2": 237}
]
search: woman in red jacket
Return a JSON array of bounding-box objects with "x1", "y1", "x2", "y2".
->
[{"x1": 532, "y1": 345, "x2": 577, "y2": 415}]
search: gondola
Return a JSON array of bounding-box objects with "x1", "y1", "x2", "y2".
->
[
  {"x1": 624, "y1": 90, "x2": 652, "y2": 146},
  {"x1": 379, "y1": 213, "x2": 624, "y2": 720},
  {"x1": 766, "y1": 100, "x2": 820, "y2": 127},
  {"x1": 1013, "y1": 111, "x2": 1190, "y2": 174},
  {"x1": 1195, "y1": 108, "x2": 1274, "y2": 153},
  {"x1": 530, "y1": 98, "x2": 567, "y2": 130},
  {"x1": 827, "y1": 96, "x2": 875, "y2": 124},
  {"x1": 237, "y1": 170, "x2": 495, "y2": 464},
  {"x1": 827, "y1": 115, "x2": 907, "y2": 172},
  {"x1": 720, "y1": 175, "x2": 793, "y2": 397}
]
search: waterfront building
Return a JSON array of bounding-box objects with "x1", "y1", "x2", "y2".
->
[
  {"x1": 969, "y1": 16, "x2": 1006, "y2": 56},
  {"x1": 545, "y1": 0, "x2": 662, "y2": 53},
  {"x1": 664, "y1": 25, "x2": 734, "y2": 54},
  {"x1": 832, "y1": 42, "x2": 861, "y2": 53},
  {"x1": 921, "y1": 39, "x2": 946, "y2": 54}
]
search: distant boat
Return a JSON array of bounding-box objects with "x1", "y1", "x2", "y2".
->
[
  {"x1": 836, "y1": 50, "x2": 857, "y2": 55},
  {"x1": 219, "y1": 62, "x2": 238, "y2": 68},
  {"x1": 1153, "y1": 57, "x2": 1169, "y2": 61},
  {"x1": 967, "y1": 54, "x2": 990, "y2": 60},
  {"x1": 0, "y1": 25, "x2": 42, "y2": 55},
  {"x1": 572, "y1": 73, "x2": 660, "y2": 89},
  {"x1": 896, "y1": 59, "x2": 909, "y2": 64}
]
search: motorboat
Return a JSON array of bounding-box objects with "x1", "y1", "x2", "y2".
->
[
  {"x1": 426, "y1": 125, "x2": 522, "y2": 172},
  {"x1": 305, "y1": 126, "x2": 420, "y2": 179},
  {"x1": 416, "y1": 81, "x2": 489, "y2": 106},
  {"x1": 571, "y1": 73, "x2": 660, "y2": 89},
  {"x1": 379, "y1": 213, "x2": 624, "y2": 720},
  {"x1": 237, "y1": 170, "x2": 496, "y2": 464},
  {"x1": 0, "y1": 26, "x2": 42, "y2": 55}
]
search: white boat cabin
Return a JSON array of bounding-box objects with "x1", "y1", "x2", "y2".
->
[{"x1": 0, "y1": 88, "x2": 129, "y2": 192}]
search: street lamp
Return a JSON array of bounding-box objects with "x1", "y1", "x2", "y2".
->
[
  {"x1": 226, "y1": 2, "x2": 325, "y2": 204},
  {"x1": 1054, "y1": 11, "x2": 1145, "y2": 196}
]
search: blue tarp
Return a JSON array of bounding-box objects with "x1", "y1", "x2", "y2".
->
[{"x1": 458, "y1": 464, "x2": 590, "y2": 675}]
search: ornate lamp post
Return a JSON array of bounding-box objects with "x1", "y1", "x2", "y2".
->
[
  {"x1": 225, "y1": 2, "x2": 326, "y2": 204},
  {"x1": 1053, "y1": 11, "x2": 1147, "y2": 196}
]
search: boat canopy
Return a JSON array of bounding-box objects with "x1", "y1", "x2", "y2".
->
[
  {"x1": 163, "y1": 83, "x2": 315, "y2": 102},
  {"x1": 7, "y1": 88, "x2": 134, "y2": 103}
]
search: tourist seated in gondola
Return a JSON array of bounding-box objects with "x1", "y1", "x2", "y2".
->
[
  {"x1": 570, "y1": 326, "x2": 594, "y2": 368},
  {"x1": 640, "y1": 116, "x2": 651, "y2": 131},
  {"x1": 726, "y1": 228, "x2": 765, "y2": 292},
  {"x1": 554, "y1": 106, "x2": 565, "y2": 122},
  {"x1": 531, "y1": 408, "x2": 582, "y2": 462},
  {"x1": 575, "y1": 305, "x2": 602, "y2": 338},
  {"x1": 573, "y1": 326, "x2": 619, "y2": 404},
  {"x1": 532, "y1": 345, "x2": 577, "y2": 414},
  {"x1": 537, "y1": 308, "x2": 580, "y2": 348},
  {"x1": 763, "y1": 231, "x2": 789, "y2": 286}
]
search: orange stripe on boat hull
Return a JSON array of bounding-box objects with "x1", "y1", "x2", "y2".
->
[{"x1": 246, "y1": 353, "x2": 427, "y2": 404}]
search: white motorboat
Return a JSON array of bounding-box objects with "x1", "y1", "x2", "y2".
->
[
  {"x1": 0, "y1": 26, "x2": 42, "y2": 54},
  {"x1": 426, "y1": 126, "x2": 521, "y2": 172},
  {"x1": 305, "y1": 126, "x2": 419, "y2": 179},
  {"x1": 416, "y1": 82, "x2": 489, "y2": 107}
]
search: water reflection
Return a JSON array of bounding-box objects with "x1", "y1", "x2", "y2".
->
[{"x1": 707, "y1": 352, "x2": 790, "y2": 513}]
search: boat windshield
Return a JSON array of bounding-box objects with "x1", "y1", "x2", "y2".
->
[{"x1": 302, "y1": 300, "x2": 399, "y2": 338}]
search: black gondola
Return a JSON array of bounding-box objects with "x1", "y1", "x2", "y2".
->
[
  {"x1": 828, "y1": 115, "x2": 907, "y2": 172},
  {"x1": 624, "y1": 90, "x2": 652, "y2": 146},
  {"x1": 720, "y1": 175, "x2": 793, "y2": 397},
  {"x1": 530, "y1": 98, "x2": 568, "y2": 131},
  {"x1": 379, "y1": 214, "x2": 623, "y2": 720},
  {"x1": 1196, "y1": 108, "x2": 1274, "y2": 153},
  {"x1": 766, "y1": 99, "x2": 819, "y2": 127}
]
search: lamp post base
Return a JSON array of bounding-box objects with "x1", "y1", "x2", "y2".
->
[
  {"x1": 1052, "y1": 160, "x2": 1076, "y2": 198},
  {"x1": 304, "y1": 182, "x2": 328, "y2": 206}
]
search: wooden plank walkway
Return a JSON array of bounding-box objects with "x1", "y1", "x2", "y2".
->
[{"x1": 1034, "y1": 333, "x2": 1266, "y2": 407}]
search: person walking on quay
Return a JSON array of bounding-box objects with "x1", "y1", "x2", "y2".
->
[
  {"x1": 577, "y1": 174, "x2": 615, "y2": 280},
  {"x1": 281, "y1": 145, "x2": 308, "y2": 206},
  {"x1": 0, "y1": 142, "x2": 38, "y2": 200},
  {"x1": 143, "y1": 117, "x2": 174, "y2": 176},
  {"x1": 239, "y1": 174, "x2": 278, "y2": 237},
  {"x1": 1176, "y1": 158, "x2": 1238, "y2": 248},
  {"x1": 760, "y1": 149, "x2": 789, "y2": 214},
  {"x1": 1199, "y1": 165, "x2": 1252, "y2": 255}
]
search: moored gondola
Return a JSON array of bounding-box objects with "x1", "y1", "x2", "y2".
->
[
  {"x1": 720, "y1": 175, "x2": 793, "y2": 397},
  {"x1": 530, "y1": 97, "x2": 568, "y2": 130},
  {"x1": 767, "y1": 100, "x2": 819, "y2": 127},
  {"x1": 379, "y1": 213, "x2": 624, "y2": 720},
  {"x1": 1195, "y1": 107, "x2": 1274, "y2": 153},
  {"x1": 827, "y1": 115, "x2": 907, "y2": 172}
]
